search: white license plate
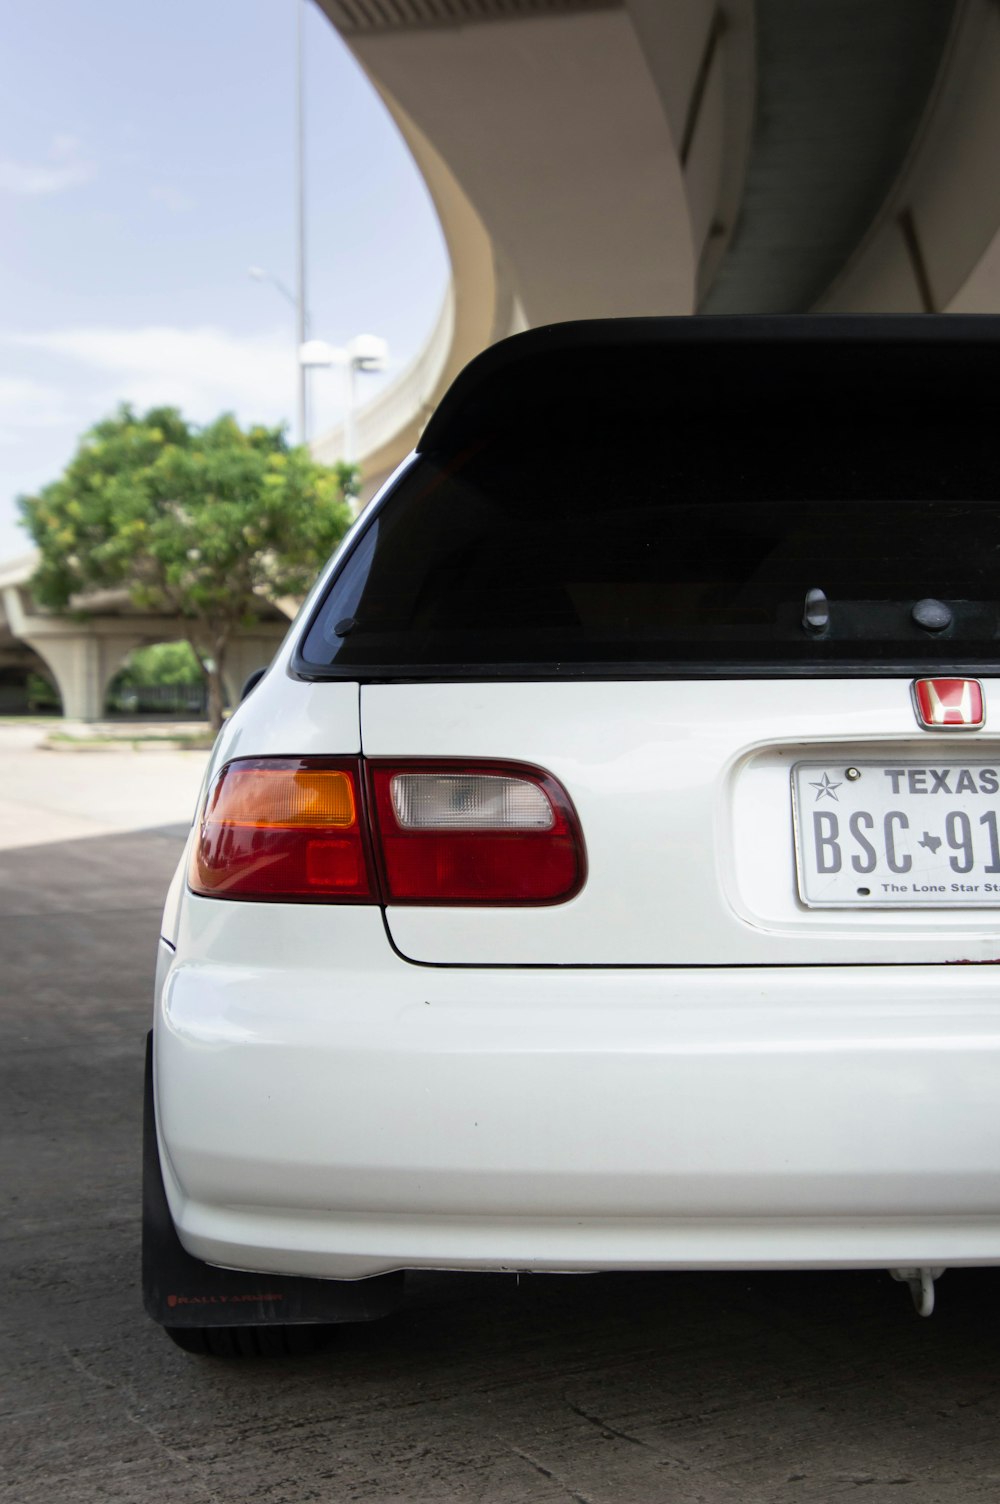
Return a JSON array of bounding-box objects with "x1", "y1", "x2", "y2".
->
[{"x1": 791, "y1": 760, "x2": 1000, "y2": 907}]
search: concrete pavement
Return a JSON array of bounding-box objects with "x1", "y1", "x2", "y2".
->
[{"x1": 0, "y1": 722, "x2": 207, "y2": 851}]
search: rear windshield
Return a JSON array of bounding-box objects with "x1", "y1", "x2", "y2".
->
[{"x1": 297, "y1": 419, "x2": 1000, "y2": 678}]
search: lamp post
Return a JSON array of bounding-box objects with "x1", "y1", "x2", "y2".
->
[
  {"x1": 299, "y1": 335, "x2": 389, "y2": 464},
  {"x1": 246, "y1": 0, "x2": 310, "y2": 443},
  {"x1": 294, "y1": 0, "x2": 308, "y2": 443},
  {"x1": 248, "y1": 266, "x2": 307, "y2": 443},
  {"x1": 248, "y1": 266, "x2": 296, "y2": 307}
]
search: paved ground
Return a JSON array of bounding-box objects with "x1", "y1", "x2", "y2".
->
[
  {"x1": 4, "y1": 724, "x2": 1000, "y2": 1502},
  {"x1": 0, "y1": 721, "x2": 207, "y2": 850}
]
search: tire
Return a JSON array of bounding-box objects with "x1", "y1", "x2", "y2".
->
[{"x1": 164, "y1": 1324, "x2": 332, "y2": 1358}]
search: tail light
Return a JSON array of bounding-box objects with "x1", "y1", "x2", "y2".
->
[
  {"x1": 368, "y1": 762, "x2": 586, "y2": 905},
  {"x1": 190, "y1": 758, "x2": 374, "y2": 901},
  {"x1": 190, "y1": 757, "x2": 585, "y2": 906}
]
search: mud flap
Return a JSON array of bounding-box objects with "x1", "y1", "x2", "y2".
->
[{"x1": 142, "y1": 1032, "x2": 405, "y2": 1328}]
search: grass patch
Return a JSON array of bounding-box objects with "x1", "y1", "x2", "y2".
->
[{"x1": 44, "y1": 731, "x2": 214, "y2": 752}]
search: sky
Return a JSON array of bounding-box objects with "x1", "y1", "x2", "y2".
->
[{"x1": 0, "y1": 0, "x2": 449, "y2": 561}]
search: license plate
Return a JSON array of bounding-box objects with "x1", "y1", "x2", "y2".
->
[{"x1": 791, "y1": 760, "x2": 1000, "y2": 907}]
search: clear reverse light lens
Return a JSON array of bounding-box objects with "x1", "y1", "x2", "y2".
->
[{"x1": 390, "y1": 773, "x2": 555, "y2": 830}]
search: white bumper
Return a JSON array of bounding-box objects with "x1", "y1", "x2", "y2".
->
[{"x1": 155, "y1": 900, "x2": 1000, "y2": 1279}]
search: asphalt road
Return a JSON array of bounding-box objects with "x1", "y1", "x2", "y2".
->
[{"x1": 4, "y1": 734, "x2": 1000, "y2": 1502}]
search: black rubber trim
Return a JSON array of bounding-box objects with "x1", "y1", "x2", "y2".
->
[{"x1": 291, "y1": 660, "x2": 1000, "y2": 685}]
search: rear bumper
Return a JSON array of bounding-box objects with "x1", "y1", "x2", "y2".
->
[{"x1": 155, "y1": 906, "x2": 1000, "y2": 1279}]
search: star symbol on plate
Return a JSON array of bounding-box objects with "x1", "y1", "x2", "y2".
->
[
  {"x1": 919, "y1": 831, "x2": 942, "y2": 854},
  {"x1": 810, "y1": 772, "x2": 842, "y2": 802}
]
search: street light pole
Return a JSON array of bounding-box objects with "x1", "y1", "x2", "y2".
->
[
  {"x1": 298, "y1": 334, "x2": 390, "y2": 470},
  {"x1": 248, "y1": 267, "x2": 296, "y2": 307},
  {"x1": 344, "y1": 359, "x2": 357, "y2": 465},
  {"x1": 294, "y1": 0, "x2": 309, "y2": 445}
]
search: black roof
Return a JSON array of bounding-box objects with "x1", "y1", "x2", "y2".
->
[{"x1": 417, "y1": 315, "x2": 1000, "y2": 458}]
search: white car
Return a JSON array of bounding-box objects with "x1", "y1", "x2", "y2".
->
[{"x1": 145, "y1": 315, "x2": 1000, "y2": 1355}]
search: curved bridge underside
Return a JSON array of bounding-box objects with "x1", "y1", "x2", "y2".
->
[{"x1": 314, "y1": 0, "x2": 1000, "y2": 486}]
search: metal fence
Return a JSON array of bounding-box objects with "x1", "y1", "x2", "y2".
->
[{"x1": 107, "y1": 682, "x2": 208, "y2": 716}]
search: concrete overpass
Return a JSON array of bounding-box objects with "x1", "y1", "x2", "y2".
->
[
  {"x1": 313, "y1": 0, "x2": 1000, "y2": 487},
  {"x1": 0, "y1": 553, "x2": 288, "y2": 721}
]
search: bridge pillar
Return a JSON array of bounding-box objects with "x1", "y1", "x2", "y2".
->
[
  {"x1": 21, "y1": 631, "x2": 143, "y2": 721},
  {"x1": 2, "y1": 578, "x2": 291, "y2": 721},
  {"x1": 222, "y1": 630, "x2": 288, "y2": 707}
]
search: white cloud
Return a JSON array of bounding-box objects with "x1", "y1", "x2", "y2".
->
[
  {"x1": 8, "y1": 324, "x2": 299, "y2": 430},
  {"x1": 149, "y1": 184, "x2": 196, "y2": 213},
  {"x1": 0, "y1": 376, "x2": 75, "y2": 444},
  {"x1": 0, "y1": 160, "x2": 92, "y2": 195},
  {"x1": 0, "y1": 134, "x2": 95, "y2": 196}
]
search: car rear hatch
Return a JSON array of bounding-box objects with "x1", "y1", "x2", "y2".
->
[{"x1": 295, "y1": 316, "x2": 1000, "y2": 966}]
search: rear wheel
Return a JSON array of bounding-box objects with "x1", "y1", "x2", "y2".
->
[{"x1": 164, "y1": 1324, "x2": 332, "y2": 1358}]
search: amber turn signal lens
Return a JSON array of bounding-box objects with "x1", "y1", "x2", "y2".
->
[
  {"x1": 208, "y1": 765, "x2": 356, "y2": 828},
  {"x1": 190, "y1": 758, "x2": 373, "y2": 902}
]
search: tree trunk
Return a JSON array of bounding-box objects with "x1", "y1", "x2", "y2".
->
[
  {"x1": 207, "y1": 638, "x2": 228, "y2": 733},
  {"x1": 207, "y1": 664, "x2": 225, "y2": 732},
  {"x1": 186, "y1": 633, "x2": 227, "y2": 732}
]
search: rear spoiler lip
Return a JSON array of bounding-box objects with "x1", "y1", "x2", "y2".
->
[{"x1": 416, "y1": 312, "x2": 1000, "y2": 457}]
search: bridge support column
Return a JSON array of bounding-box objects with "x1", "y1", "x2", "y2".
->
[
  {"x1": 2, "y1": 579, "x2": 291, "y2": 722},
  {"x1": 222, "y1": 631, "x2": 289, "y2": 708},
  {"x1": 21, "y1": 632, "x2": 143, "y2": 721}
]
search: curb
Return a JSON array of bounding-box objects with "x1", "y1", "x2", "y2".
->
[{"x1": 41, "y1": 739, "x2": 211, "y2": 754}]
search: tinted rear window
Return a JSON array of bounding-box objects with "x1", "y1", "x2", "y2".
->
[{"x1": 298, "y1": 418, "x2": 1000, "y2": 678}]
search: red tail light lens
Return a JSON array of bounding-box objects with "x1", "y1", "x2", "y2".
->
[
  {"x1": 190, "y1": 758, "x2": 374, "y2": 901},
  {"x1": 191, "y1": 758, "x2": 585, "y2": 906},
  {"x1": 368, "y1": 761, "x2": 586, "y2": 905}
]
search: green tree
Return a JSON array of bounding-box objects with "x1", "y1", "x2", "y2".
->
[
  {"x1": 20, "y1": 406, "x2": 357, "y2": 729},
  {"x1": 117, "y1": 641, "x2": 204, "y2": 688}
]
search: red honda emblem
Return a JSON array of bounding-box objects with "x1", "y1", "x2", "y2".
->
[{"x1": 912, "y1": 678, "x2": 985, "y2": 730}]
